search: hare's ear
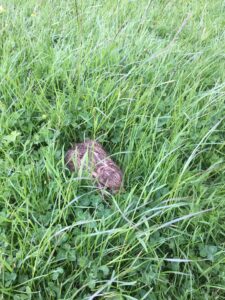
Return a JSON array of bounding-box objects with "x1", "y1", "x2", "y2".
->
[
  {"x1": 65, "y1": 149, "x2": 72, "y2": 161},
  {"x1": 65, "y1": 150, "x2": 75, "y2": 170}
]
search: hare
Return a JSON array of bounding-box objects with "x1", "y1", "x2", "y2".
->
[{"x1": 65, "y1": 140, "x2": 123, "y2": 194}]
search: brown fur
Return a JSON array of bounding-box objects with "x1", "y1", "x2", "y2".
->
[{"x1": 65, "y1": 140, "x2": 123, "y2": 193}]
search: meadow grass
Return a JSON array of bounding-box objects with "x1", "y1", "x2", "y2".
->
[{"x1": 0, "y1": 0, "x2": 225, "y2": 299}]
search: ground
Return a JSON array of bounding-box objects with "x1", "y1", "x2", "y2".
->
[{"x1": 0, "y1": 0, "x2": 225, "y2": 299}]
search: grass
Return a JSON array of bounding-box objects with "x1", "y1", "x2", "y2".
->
[{"x1": 0, "y1": 0, "x2": 225, "y2": 299}]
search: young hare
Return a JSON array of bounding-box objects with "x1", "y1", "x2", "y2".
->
[{"x1": 65, "y1": 140, "x2": 123, "y2": 194}]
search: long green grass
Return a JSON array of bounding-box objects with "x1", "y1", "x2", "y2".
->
[{"x1": 0, "y1": 0, "x2": 225, "y2": 299}]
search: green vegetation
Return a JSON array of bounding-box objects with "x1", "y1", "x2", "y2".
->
[{"x1": 0, "y1": 0, "x2": 225, "y2": 299}]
